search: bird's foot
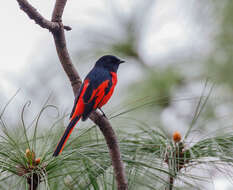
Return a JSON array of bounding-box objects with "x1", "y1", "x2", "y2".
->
[{"x1": 99, "y1": 108, "x2": 108, "y2": 119}]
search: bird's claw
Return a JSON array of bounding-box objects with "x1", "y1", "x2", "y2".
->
[{"x1": 99, "y1": 108, "x2": 108, "y2": 119}]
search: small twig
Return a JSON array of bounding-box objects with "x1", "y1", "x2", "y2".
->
[
  {"x1": 16, "y1": 0, "x2": 59, "y2": 32},
  {"x1": 27, "y1": 173, "x2": 39, "y2": 190},
  {"x1": 165, "y1": 141, "x2": 187, "y2": 190},
  {"x1": 168, "y1": 175, "x2": 174, "y2": 190},
  {"x1": 64, "y1": 25, "x2": 72, "y2": 31}
]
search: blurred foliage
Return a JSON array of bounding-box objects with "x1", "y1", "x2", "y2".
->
[
  {"x1": 129, "y1": 67, "x2": 184, "y2": 108},
  {"x1": 206, "y1": 1, "x2": 233, "y2": 90},
  {"x1": 1, "y1": 100, "x2": 233, "y2": 190}
]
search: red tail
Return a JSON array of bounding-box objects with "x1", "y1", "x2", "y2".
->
[{"x1": 53, "y1": 116, "x2": 80, "y2": 156}]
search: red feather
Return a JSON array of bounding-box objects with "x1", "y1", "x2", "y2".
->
[
  {"x1": 98, "y1": 72, "x2": 117, "y2": 107},
  {"x1": 70, "y1": 79, "x2": 89, "y2": 120}
]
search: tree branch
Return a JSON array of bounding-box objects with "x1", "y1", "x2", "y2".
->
[
  {"x1": 16, "y1": 0, "x2": 128, "y2": 189},
  {"x1": 52, "y1": 24, "x2": 82, "y2": 95},
  {"x1": 16, "y1": 0, "x2": 71, "y2": 32},
  {"x1": 16, "y1": 0, "x2": 59, "y2": 31},
  {"x1": 90, "y1": 112, "x2": 128, "y2": 190},
  {"x1": 165, "y1": 176, "x2": 174, "y2": 190},
  {"x1": 51, "y1": 0, "x2": 67, "y2": 22}
]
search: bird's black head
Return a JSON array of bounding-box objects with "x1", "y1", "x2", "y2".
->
[{"x1": 95, "y1": 55, "x2": 124, "y2": 72}]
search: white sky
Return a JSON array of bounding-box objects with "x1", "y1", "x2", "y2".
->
[
  {"x1": 0, "y1": 1, "x2": 230, "y2": 189},
  {"x1": 0, "y1": 0, "x2": 198, "y2": 96},
  {"x1": 0, "y1": 0, "x2": 106, "y2": 95}
]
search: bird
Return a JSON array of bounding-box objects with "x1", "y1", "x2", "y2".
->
[{"x1": 53, "y1": 55, "x2": 124, "y2": 156}]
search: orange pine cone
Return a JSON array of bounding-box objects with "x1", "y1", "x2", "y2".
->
[
  {"x1": 35, "y1": 158, "x2": 41, "y2": 165},
  {"x1": 173, "y1": 131, "x2": 181, "y2": 143}
]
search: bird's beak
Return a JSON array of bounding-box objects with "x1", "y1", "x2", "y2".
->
[{"x1": 119, "y1": 60, "x2": 125, "y2": 64}]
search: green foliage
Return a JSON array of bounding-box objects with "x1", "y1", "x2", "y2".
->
[
  {"x1": 129, "y1": 67, "x2": 184, "y2": 108},
  {"x1": 206, "y1": 1, "x2": 233, "y2": 90},
  {"x1": 1, "y1": 90, "x2": 233, "y2": 189}
]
